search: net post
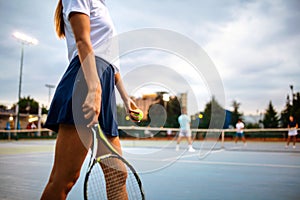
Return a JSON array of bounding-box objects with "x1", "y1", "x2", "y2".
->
[
  {"x1": 48, "y1": 130, "x2": 52, "y2": 137},
  {"x1": 221, "y1": 130, "x2": 225, "y2": 148}
]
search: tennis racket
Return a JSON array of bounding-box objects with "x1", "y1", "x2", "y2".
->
[{"x1": 84, "y1": 124, "x2": 145, "y2": 200}]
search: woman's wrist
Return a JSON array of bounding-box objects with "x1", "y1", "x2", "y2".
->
[{"x1": 87, "y1": 81, "x2": 101, "y2": 93}]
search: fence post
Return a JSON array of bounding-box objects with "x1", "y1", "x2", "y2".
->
[
  {"x1": 37, "y1": 106, "x2": 42, "y2": 137},
  {"x1": 221, "y1": 130, "x2": 225, "y2": 148}
]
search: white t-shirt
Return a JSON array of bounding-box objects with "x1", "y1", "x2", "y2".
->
[
  {"x1": 178, "y1": 114, "x2": 191, "y2": 131},
  {"x1": 62, "y1": 0, "x2": 119, "y2": 72},
  {"x1": 236, "y1": 122, "x2": 244, "y2": 133}
]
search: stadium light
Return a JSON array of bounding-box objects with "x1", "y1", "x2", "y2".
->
[
  {"x1": 45, "y1": 84, "x2": 56, "y2": 107},
  {"x1": 162, "y1": 93, "x2": 170, "y2": 102},
  {"x1": 163, "y1": 93, "x2": 170, "y2": 112},
  {"x1": 12, "y1": 32, "x2": 38, "y2": 45},
  {"x1": 12, "y1": 31, "x2": 38, "y2": 129}
]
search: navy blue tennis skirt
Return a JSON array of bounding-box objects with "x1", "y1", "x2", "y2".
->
[{"x1": 44, "y1": 56, "x2": 118, "y2": 137}]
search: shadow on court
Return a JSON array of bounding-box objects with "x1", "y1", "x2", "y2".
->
[{"x1": 0, "y1": 140, "x2": 299, "y2": 200}]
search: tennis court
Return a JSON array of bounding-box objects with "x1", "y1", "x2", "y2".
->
[{"x1": 0, "y1": 139, "x2": 299, "y2": 200}]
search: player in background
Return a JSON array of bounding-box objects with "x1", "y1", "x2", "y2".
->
[
  {"x1": 176, "y1": 108, "x2": 196, "y2": 152},
  {"x1": 235, "y1": 118, "x2": 247, "y2": 146},
  {"x1": 286, "y1": 115, "x2": 298, "y2": 149}
]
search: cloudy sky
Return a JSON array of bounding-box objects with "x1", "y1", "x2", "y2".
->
[{"x1": 0, "y1": 0, "x2": 299, "y2": 116}]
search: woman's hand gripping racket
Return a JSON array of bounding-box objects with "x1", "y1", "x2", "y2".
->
[{"x1": 84, "y1": 124, "x2": 145, "y2": 200}]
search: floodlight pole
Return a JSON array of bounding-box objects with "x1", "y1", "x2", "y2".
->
[
  {"x1": 290, "y1": 85, "x2": 294, "y2": 106},
  {"x1": 15, "y1": 43, "x2": 24, "y2": 130},
  {"x1": 13, "y1": 32, "x2": 38, "y2": 130},
  {"x1": 45, "y1": 84, "x2": 55, "y2": 107}
]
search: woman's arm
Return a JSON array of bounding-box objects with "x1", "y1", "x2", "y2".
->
[
  {"x1": 69, "y1": 12, "x2": 101, "y2": 127},
  {"x1": 115, "y1": 72, "x2": 140, "y2": 121},
  {"x1": 115, "y1": 73, "x2": 129, "y2": 104}
]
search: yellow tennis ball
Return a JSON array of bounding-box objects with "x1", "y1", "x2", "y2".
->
[{"x1": 134, "y1": 109, "x2": 143, "y2": 121}]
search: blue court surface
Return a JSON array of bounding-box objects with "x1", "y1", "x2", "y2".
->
[{"x1": 0, "y1": 139, "x2": 299, "y2": 200}]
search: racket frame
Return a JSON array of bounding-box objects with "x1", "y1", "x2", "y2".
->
[{"x1": 83, "y1": 124, "x2": 145, "y2": 200}]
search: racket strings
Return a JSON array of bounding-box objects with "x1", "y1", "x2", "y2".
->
[
  {"x1": 100, "y1": 158, "x2": 128, "y2": 200},
  {"x1": 86, "y1": 163, "x2": 106, "y2": 199},
  {"x1": 86, "y1": 156, "x2": 143, "y2": 200}
]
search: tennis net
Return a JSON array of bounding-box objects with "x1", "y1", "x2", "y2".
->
[
  {"x1": 1, "y1": 127, "x2": 299, "y2": 152},
  {"x1": 118, "y1": 126, "x2": 300, "y2": 153}
]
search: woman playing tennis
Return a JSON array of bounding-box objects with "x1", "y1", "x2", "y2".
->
[{"x1": 41, "y1": 0, "x2": 140, "y2": 199}]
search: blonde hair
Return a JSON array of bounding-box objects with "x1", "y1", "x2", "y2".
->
[{"x1": 54, "y1": 0, "x2": 65, "y2": 38}]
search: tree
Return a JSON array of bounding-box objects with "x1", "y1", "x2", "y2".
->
[
  {"x1": 0, "y1": 104, "x2": 7, "y2": 111},
  {"x1": 42, "y1": 106, "x2": 48, "y2": 114},
  {"x1": 292, "y1": 92, "x2": 300, "y2": 125},
  {"x1": 11, "y1": 96, "x2": 39, "y2": 114},
  {"x1": 263, "y1": 101, "x2": 279, "y2": 128},
  {"x1": 200, "y1": 96, "x2": 226, "y2": 128},
  {"x1": 116, "y1": 104, "x2": 128, "y2": 126},
  {"x1": 230, "y1": 100, "x2": 243, "y2": 126},
  {"x1": 10, "y1": 96, "x2": 48, "y2": 115},
  {"x1": 281, "y1": 95, "x2": 292, "y2": 127},
  {"x1": 281, "y1": 92, "x2": 300, "y2": 127},
  {"x1": 152, "y1": 92, "x2": 181, "y2": 128},
  {"x1": 165, "y1": 96, "x2": 181, "y2": 128}
]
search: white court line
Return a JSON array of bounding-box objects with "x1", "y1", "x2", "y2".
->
[
  {"x1": 126, "y1": 155, "x2": 300, "y2": 169},
  {"x1": 123, "y1": 146, "x2": 300, "y2": 168},
  {"x1": 124, "y1": 149, "x2": 300, "y2": 169},
  {"x1": 174, "y1": 160, "x2": 300, "y2": 169},
  {"x1": 161, "y1": 149, "x2": 225, "y2": 161}
]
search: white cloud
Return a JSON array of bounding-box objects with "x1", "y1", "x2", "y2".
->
[{"x1": 200, "y1": 0, "x2": 300, "y2": 113}]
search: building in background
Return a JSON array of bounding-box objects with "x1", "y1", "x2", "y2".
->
[
  {"x1": 133, "y1": 93, "x2": 159, "y2": 120},
  {"x1": 132, "y1": 92, "x2": 188, "y2": 121},
  {"x1": 178, "y1": 93, "x2": 187, "y2": 112}
]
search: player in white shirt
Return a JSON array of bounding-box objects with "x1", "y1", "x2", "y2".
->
[
  {"x1": 176, "y1": 108, "x2": 196, "y2": 152},
  {"x1": 235, "y1": 119, "x2": 247, "y2": 146}
]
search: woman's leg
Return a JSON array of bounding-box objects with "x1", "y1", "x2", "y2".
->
[
  {"x1": 242, "y1": 136, "x2": 247, "y2": 144},
  {"x1": 293, "y1": 135, "x2": 296, "y2": 146},
  {"x1": 41, "y1": 124, "x2": 91, "y2": 200},
  {"x1": 286, "y1": 135, "x2": 291, "y2": 146},
  {"x1": 234, "y1": 135, "x2": 238, "y2": 143}
]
